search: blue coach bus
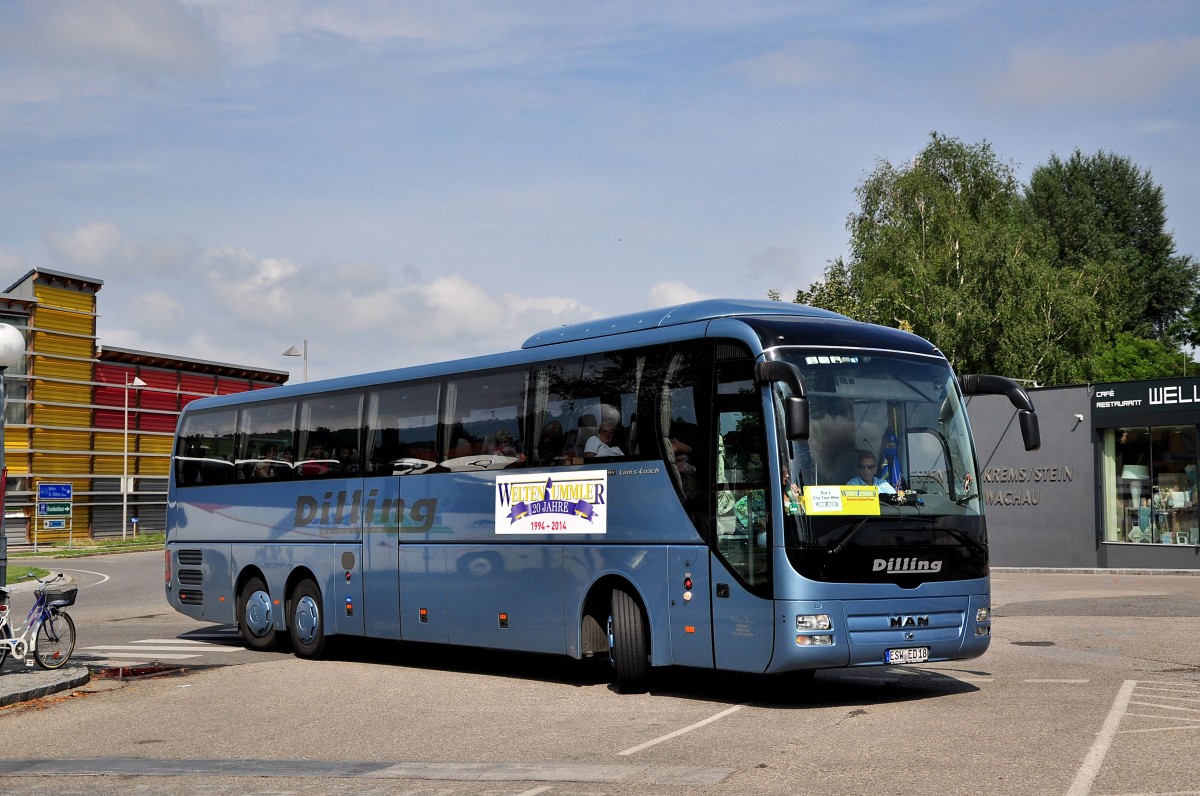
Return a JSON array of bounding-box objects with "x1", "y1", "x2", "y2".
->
[{"x1": 165, "y1": 299, "x2": 1039, "y2": 692}]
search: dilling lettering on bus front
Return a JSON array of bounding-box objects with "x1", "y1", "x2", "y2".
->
[{"x1": 293, "y1": 489, "x2": 437, "y2": 533}]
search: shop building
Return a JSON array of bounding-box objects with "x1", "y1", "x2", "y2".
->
[
  {"x1": 968, "y1": 378, "x2": 1200, "y2": 569},
  {"x1": 1, "y1": 268, "x2": 288, "y2": 547}
]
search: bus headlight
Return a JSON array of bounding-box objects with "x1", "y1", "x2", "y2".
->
[
  {"x1": 796, "y1": 614, "x2": 831, "y2": 631},
  {"x1": 975, "y1": 607, "x2": 990, "y2": 622},
  {"x1": 796, "y1": 634, "x2": 833, "y2": 646},
  {"x1": 975, "y1": 625, "x2": 991, "y2": 637}
]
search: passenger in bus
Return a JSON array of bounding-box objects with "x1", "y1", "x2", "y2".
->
[
  {"x1": 583, "y1": 420, "x2": 624, "y2": 458},
  {"x1": 254, "y1": 445, "x2": 280, "y2": 480},
  {"x1": 300, "y1": 443, "x2": 332, "y2": 476},
  {"x1": 846, "y1": 450, "x2": 896, "y2": 494},
  {"x1": 337, "y1": 447, "x2": 359, "y2": 474},
  {"x1": 536, "y1": 420, "x2": 565, "y2": 465},
  {"x1": 488, "y1": 429, "x2": 519, "y2": 458},
  {"x1": 574, "y1": 414, "x2": 599, "y2": 455}
]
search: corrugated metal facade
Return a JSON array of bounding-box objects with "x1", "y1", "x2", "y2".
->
[{"x1": 2, "y1": 268, "x2": 289, "y2": 545}]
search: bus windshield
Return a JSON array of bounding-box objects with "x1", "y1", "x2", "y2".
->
[{"x1": 777, "y1": 349, "x2": 984, "y2": 574}]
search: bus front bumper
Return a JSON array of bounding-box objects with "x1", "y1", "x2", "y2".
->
[{"x1": 767, "y1": 594, "x2": 992, "y2": 674}]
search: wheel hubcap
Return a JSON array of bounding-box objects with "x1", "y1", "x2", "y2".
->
[
  {"x1": 244, "y1": 590, "x2": 273, "y2": 638},
  {"x1": 294, "y1": 595, "x2": 320, "y2": 646}
]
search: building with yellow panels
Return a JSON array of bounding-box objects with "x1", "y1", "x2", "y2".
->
[{"x1": 1, "y1": 268, "x2": 288, "y2": 546}]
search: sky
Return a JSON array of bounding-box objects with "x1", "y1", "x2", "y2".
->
[{"x1": 0, "y1": 1, "x2": 1197, "y2": 383}]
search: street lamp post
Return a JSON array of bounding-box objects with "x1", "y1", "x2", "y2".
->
[
  {"x1": 283, "y1": 339, "x2": 308, "y2": 382},
  {"x1": 0, "y1": 323, "x2": 26, "y2": 585},
  {"x1": 122, "y1": 374, "x2": 147, "y2": 540}
]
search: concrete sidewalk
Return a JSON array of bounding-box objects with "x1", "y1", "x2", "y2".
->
[{"x1": 0, "y1": 662, "x2": 89, "y2": 708}]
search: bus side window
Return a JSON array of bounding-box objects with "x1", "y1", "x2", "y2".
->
[
  {"x1": 174, "y1": 408, "x2": 238, "y2": 487},
  {"x1": 366, "y1": 382, "x2": 440, "y2": 476},
  {"x1": 442, "y1": 369, "x2": 528, "y2": 471},
  {"x1": 237, "y1": 400, "x2": 296, "y2": 482},
  {"x1": 660, "y1": 345, "x2": 711, "y2": 532},
  {"x1": 530, "y1": 358, "x2": 584, "y2": 467},
  {"x1": 296, "y1": 392, "x2": 363, "y2": 479}
]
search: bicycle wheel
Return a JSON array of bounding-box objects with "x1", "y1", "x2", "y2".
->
[
  {"x1": 0, "y1": 621, "x2": 11, "y2": 667},
  {"x1": 33, "y1": 610, "x2": 76, "y2": 670}
]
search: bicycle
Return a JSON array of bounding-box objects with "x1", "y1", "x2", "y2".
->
[{"x1": 0, "y1": 573, "x2": 78, "y2": 670}]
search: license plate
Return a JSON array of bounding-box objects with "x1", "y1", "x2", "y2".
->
[{"x1": 885, "y1": 647, "x2": 929, "y2": 664}]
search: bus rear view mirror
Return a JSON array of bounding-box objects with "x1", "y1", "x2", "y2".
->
[
  {"x1": 785, "y1": 396, "x2": 809, "y2": 441},
  {"x1": 754, "y1": 360, "x2": 810, "y2": 440},
  {"x1": 1018, "y1": 409, "x2": 1040, "y2": 452},
  {"x1": 959, "y1": 374, "x2": 1041, "y2": 452}
]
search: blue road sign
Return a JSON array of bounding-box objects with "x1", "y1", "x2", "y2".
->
[{"x1": 38, "y1": 482, "x2": 73, "y2": 501}]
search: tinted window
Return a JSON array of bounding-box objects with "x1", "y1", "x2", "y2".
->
[
  {"x1": 366, "y1": 382, "x2": 440, "y2": 476},
  {"x1": 297, "y1": 392, "x2": 363, "y2": 479},
  {"x1": 443, "y1": 369, "x2": 527, "y2": 472},
  {"x1": 174, "y1": 408, "x2": 238, "y2": 486},
  {"x1": 237, "y1": 401, "x2": 297, "y2": 482}
]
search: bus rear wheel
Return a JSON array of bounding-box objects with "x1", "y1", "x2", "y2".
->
[
  {"x1": 609, "y1": 588, "x2": 649, "y2": 694},
  {"x1": 288, "y1": 579, "x2": 326, "y2": 659},
  {"x1": 238, "y1": 576, "x2": 278, "y2": 652}
]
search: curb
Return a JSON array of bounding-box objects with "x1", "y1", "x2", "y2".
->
[{"x1": 0, "y1": 664, "x2": 90, "y2": 708}]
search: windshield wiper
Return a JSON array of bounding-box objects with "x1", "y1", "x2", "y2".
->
[
  {"x1": 830, "y1": 517, "x2": 872, "y2": 555},
  {"x1": 941, "y1": 525, "x2": 987, "y2": 557},
  {"x1": 955, "y1": 491, "x2": 979, "y2": 506}
]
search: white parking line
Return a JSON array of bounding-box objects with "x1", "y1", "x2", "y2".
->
[
  {"x1": 83, "y1": 645, "x2": 239, "y2": 653},
  {"x1": 617, "y1": 705, "x2": 745, "y2": 756},
  {"x1": 82, "y1": 652, "x2": 201, "y2": 661},
  {"x1": 1025, "y1": 679, "x2": 1090, "y2": 683},
  {"x1": 58, "y1": 568, "x2": 111, "y2": 587},
  {"x1": 1066, "y1": 679, "x2": 1136, "y2": 796}
]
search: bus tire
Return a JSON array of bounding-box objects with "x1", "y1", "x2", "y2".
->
[
  {"x1": 288, "y1": 579, "x2": 326, "y2": 659},
  {"x1": 238, "y1": 576, "x2": 277, "y2": 652},
  {"x1": 610, "y1": 588, "x2": 649, "y2": 694}
]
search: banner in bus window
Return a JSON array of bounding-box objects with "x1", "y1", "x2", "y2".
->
[
  {"x1": 495, "y1": 471, "x2": 608, "y2": 535},
  {"x1": 802, "y1": 486, "x2": 882, "y2": 516}
]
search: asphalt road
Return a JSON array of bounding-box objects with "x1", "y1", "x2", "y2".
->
[{"x1": 0, "y1": 554, "x2": 1197, "y2": 795}]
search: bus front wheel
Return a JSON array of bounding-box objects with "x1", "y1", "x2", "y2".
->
[
  {"x1": 288, "y1": 579, "x2": 326, "y2": 659},
  {"x1": 238, "y1": 576, "x2": 277, "y2": 652},
  {"x1": 609, "y1": 588, "x2": 649, "y2": 694}
]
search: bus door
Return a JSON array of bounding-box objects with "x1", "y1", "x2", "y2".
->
[{"x1": 710, "y1": 403, "x2": 775, "y2": 671}]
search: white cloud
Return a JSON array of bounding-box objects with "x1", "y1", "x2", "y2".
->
[
  {"x1": 647, "y1": 281, "x2": 712, "y2": 308},
  {"x1": 45, "y1": 222, "x2": 198, "y2": 278},
  {"x1": 747, "y1": 245, "x2": 807, "y2": 285},
  {"x1": 987, "y1": 37, "x2": 1200, "y2": 107},
  {"x1": 37, "y1": 222, "x2": 601, "y2": 379},
  {"x1": 730, "y1": 39, "x2": 869, "y2": 87},
  {"x1": 3, "y1": 0, "x2": 221, "y2": 80}
]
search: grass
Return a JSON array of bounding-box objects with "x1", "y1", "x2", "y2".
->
[
  {"x1": 5, "y1": 533, "x2": 163, "y2": 585},
  {"x1": 9, "y1": 531, "x2": 165, "y2": 560},
  {"x1": 5, "y1": 565, "x2": 50, "y2": 586}
]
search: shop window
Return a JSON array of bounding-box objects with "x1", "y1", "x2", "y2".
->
[{"x1": 1103, "y1": 425, "x2": 1199, "y2": 545}]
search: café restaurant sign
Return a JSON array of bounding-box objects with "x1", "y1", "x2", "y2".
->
[{"x1": 1092, "y1": 377, "x2": 1200, "y2": 422}]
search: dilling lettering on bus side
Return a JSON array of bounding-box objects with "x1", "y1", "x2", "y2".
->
[{"x1": 293, "y1": 489, "x2": 437, "y2": 533}]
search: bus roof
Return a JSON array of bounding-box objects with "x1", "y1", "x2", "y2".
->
[{"x1": 522, "y1": 298, "x2": 846, "y2": 348}]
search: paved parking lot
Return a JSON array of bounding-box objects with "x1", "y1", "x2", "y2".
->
[{"x1": 0, "y1": 570, "x2": 1197, "y2": 795}]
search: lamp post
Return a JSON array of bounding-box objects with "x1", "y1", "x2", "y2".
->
[
  {"x1": 122, "y1": 374, "x2": 147, "y2": 540},
  {"x1": 0, "y1": 323, "x2": 26, "y2": 584},
  {"x1": 283, "y1": 339, "x2": 308, "y2": 383}
]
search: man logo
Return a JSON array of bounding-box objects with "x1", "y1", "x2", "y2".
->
[{"x1": 889, "y1": 615, "x2": 930, "y2": 628}]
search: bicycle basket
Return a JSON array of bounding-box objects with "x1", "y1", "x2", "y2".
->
[{"x1": 44, "y1": 587, "x2": 77, "y2": 607}]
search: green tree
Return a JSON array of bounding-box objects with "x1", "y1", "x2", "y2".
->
[
  {"x1": 1092, "y1": 333, "x2": 1194, "y2": 381},
  {"x1": 798, "y1": 132, "x2": 1116, "y2": 385},
  {"x1": 794, "y1": 256, "x2": 861, "y2": 318},
  {"x1": 1026, "y1": 149, "x2": 1199, "y2": 342}
]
